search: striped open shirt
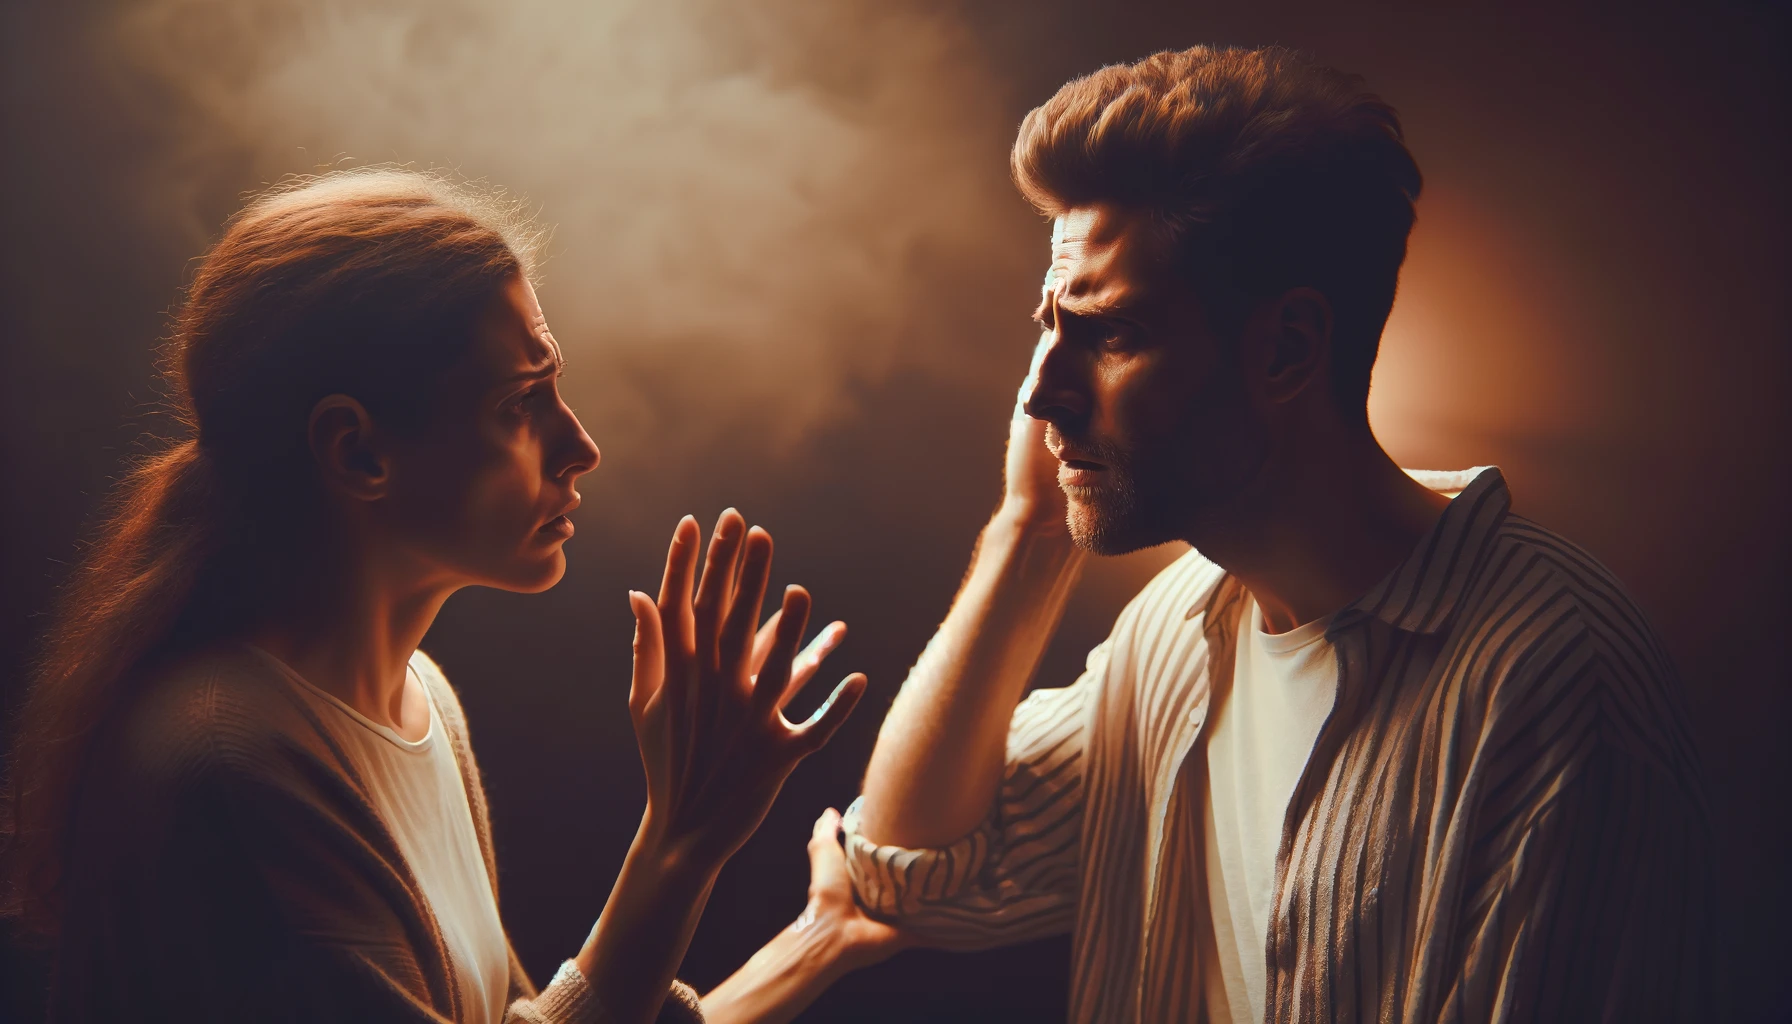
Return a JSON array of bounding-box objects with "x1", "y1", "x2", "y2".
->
[{"x1": 843, "y1": 467, "x2": 1715, "y2": 1022}]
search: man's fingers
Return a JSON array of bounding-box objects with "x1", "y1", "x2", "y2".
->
[
  {"x1": 780, "y1": 621, "x2": 846, "y2": 711},
  {"x1": 1017, "y1": 328, "x2": 1053, "y2": 408},
  {"x1": 656, "y1": 516, "x2": 699, "y2": 655},
  {"x1": 627, "y1": 591, "x2": 665, "y2": 718},
  {"x1": 721, "y1": 527, "x2": 773, "y2": 674},
  {"x1": 790, "y1": 673, "x2": 868, "y2": 754},
  {"x1": 752, "y1": 586, "x2": 811, "y2": 713},
  {"x1": 693, "y1": 509, "x2": 746, "y2": 661}
]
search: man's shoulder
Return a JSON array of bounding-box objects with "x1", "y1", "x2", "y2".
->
[
  {"x1": 1112, "y1": 546, "x2": 1226, "y2": 633},
  {"x1": 1467, "y1": 514, "x2": 1665, "y2": 659},
  {"x1": 1455, "y1": 515, "x2": 1701, "y2": 760}
]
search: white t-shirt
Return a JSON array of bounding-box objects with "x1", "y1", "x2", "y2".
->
[
  {"x1": 1199, "y1": 594, "x2": 1340, "y2": 1024},
  {"x1": 249, "y1": 646, "x2": 512, "y2": 1024}
]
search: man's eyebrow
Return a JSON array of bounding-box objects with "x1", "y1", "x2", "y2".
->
[{"x1": 1053, "y1": 295, "x2": 1142, "y2": 322}]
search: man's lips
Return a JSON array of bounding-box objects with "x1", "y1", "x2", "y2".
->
[{"x1": 1052, "y1": 449, "x2": 1109, "y2": 489}]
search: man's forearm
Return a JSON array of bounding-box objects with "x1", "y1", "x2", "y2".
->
[{"x1": 858, "y1": 505, "x2": 1084, "y2": 849}]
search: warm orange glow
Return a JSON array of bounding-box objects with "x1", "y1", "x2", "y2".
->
[{"x1": 1372, "y1": 185, "x2": 1621, "y2": 468}]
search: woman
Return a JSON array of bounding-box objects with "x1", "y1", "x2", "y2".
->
[{"x1": 0, "y1": 169, "x2": 904, "y2": 1022}]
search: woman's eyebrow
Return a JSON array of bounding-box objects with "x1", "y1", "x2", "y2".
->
[{"x1": 498, "y1": 355, "x2": 564, "y2": 386}]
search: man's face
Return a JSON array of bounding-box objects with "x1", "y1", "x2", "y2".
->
[{"x1": 1027, "y1": 205, "x2": 1267, "y2": 555}]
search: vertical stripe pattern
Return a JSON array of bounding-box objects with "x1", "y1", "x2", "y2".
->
[{"x1": 843, "y1": 467, "x2": 1715, "y2": 1022}]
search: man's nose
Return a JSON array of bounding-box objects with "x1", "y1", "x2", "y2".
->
[{"x1": 1022, "y1": 326, "x2": 1089, "y2": 426}]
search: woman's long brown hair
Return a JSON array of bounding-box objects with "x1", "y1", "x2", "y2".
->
[{"x1": 0, "y1": 168, "x2": 541, "y2": 937}]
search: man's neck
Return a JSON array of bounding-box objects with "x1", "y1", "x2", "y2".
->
[
  {"x1": 1187, "y1": 430, "x2": 1450, "y2": 634},
  {"x1": 246, "y1": 539, "x2": 453, "y2": 734}
]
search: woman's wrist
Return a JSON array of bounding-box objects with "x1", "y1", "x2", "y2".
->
[
  {"x1": 572, "y1": 815, "x2": 724, "y2": 1008},
  {"x1": 700, "y1": 906, "x2": 854, "y2": 1024},
  {"x1": 630, "y1": 810, "x2": 730, "y2": 888}
]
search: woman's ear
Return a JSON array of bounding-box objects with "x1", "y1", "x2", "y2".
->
[
  {"x1": 308, "y1": 395, "x2": 390, "y2": 501},
  {"x1": 1256, "y1": 286, "x2": 1333, "y2": 405}
]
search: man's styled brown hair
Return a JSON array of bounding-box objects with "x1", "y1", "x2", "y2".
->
[{"x1": 1012, "y1": 45, "x2": 1422, "y2": 421}]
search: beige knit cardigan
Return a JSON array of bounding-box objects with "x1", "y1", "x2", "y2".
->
[{"x1": 49, "y1": 643, "x2": 703, "y2": 1023}]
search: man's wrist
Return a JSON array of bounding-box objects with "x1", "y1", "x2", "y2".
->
[
  {"x1": 992, "y1": 498, "x2": 1072, "y2": 543},
  {"x1": 989, "y1": 501, "x2": 1085, "y2": 575}
]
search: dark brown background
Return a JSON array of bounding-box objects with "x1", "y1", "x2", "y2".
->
[{"x1": 3, "y1": 1, "x2": 1787, "y2": 1021}]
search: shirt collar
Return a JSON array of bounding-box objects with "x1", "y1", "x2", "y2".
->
[{"x1": 1338, "y1": 465, "x2": 1510, "y2": 634}]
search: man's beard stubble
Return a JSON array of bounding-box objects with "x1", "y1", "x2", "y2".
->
[{"x1": 1046, "y1": 385, "x2": 1269, "y2": 558}]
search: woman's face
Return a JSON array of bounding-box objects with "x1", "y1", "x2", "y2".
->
[{"x1": 378, "y1": 274, "x2": 600, "y2": 593}]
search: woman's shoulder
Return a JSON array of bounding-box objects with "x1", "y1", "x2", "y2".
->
[{"x1": 114, "y1": 644, "x2": 319, "y2": 794}]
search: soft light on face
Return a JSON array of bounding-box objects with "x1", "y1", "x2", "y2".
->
[
  {"x1": 380, "y1": 276, "x2": 601, "y2": 593},
  {"x1": 1026, "y1": 205, "x2": 1263, "y2": 555}
]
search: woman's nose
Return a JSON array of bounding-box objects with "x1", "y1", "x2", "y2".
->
[{"x1": 553, "y1": 406, "x2": 601, "y2": 480}]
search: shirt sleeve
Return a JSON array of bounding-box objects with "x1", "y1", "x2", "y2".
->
[
  {"x1": 1440, "y1": 737, "x2": 1718, "y2": 1022},
  {"x1": 840, "y1": 639, "x2": 1108, "y2": 951}
]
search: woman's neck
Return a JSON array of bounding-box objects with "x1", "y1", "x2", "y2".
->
[{"x1": 245, "y1": 542, "x2": 454, "y2": 738}]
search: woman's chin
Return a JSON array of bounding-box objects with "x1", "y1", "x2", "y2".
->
[{"x1": 495, "y1": 547, "x2": 568, "y2": 594}]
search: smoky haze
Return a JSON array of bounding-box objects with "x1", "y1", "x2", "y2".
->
[{"x1": 111, "y1": 0, "x2": 1041, "y2": 456}]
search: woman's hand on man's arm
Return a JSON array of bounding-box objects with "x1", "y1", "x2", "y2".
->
[{"x1": 700, "y1": 808, "x2": 910, "y2": 1024}]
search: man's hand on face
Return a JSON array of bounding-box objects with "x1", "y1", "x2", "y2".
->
[{"x1": 1002, "y1": 331, "x2": 1070, "y2": 532}]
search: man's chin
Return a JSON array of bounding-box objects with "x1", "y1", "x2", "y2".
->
[{"x1": 1066, "y1": 501, "x2": 1166, "y2": 557}]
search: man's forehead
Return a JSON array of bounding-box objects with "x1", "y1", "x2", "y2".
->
[
  {"x1": 1046, "y1": 206, "x2": 1164, "y2": 299},
  {"x1": 1051, "y1": 207, "x2": 1140, "y2": 254}
]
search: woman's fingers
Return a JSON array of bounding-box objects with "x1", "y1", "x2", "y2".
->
[
  {"x1": 752, "y1": 586, "x2": 811, "y2": 713},
  {"x1": 780, "y1": 621, "x2": 846, "y2": 711},
  {"x1": 627, "y1": 590, "x2": 665, "y2": 720},
  {"x1": 748, "y1": 609, "x2": 784, "y2": 681},
  {"x1": 805, "y1": 807, "x2": 850, "y2": 894},
  {"x1": 693, "y1": 509, "x2": 746, "y2": 661},
  {"x1": 720, "y1": 527, "x2": 773, "y2": 676},
  {"x1": 656, "y1": 516, "x2": 699, "y2": 656},
  {"x1": 791, "y1": 673, "x2": 868, "y2": 754}
]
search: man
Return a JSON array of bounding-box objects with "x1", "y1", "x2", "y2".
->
[{"x1": 840, "y1": 46, "x2": 1714, "y2": 1023}]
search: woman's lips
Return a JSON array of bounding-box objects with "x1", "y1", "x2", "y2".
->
[{"x1": 538, "y1": 514, "x2": 575, "y2": 539}]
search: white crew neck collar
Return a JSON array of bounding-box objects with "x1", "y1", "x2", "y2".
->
[
  {"x1": 1249, "y1": 597, "x2": 1334, "y2": 655},
  {"x1": 243, "y1": 644, "x2": 437, "y2": 753}
]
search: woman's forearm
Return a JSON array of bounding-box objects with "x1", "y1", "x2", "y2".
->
[
  {"x1": 699, "y1": 911, "x2": 851, "y2": 1024},
  {"x1": 574, "y1": 819, "x2": 721, "y2": 1024}
]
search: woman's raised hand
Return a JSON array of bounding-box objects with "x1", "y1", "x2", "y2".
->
[{"x1": 627, "y1": 509, "x2": 867, "y2": 869}]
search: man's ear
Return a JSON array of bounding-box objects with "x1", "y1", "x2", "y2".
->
[
  {"x1": 308, "y1": 394, "x2": 390, "y2": 502},
  {"x1": 1256, "y1": 286, "x2": 1333, "y2": 405}
]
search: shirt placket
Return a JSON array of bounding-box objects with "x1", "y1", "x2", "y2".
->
[{"x1": 1136, "y1": 576, "x2": 1245, "y2": 1016}]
